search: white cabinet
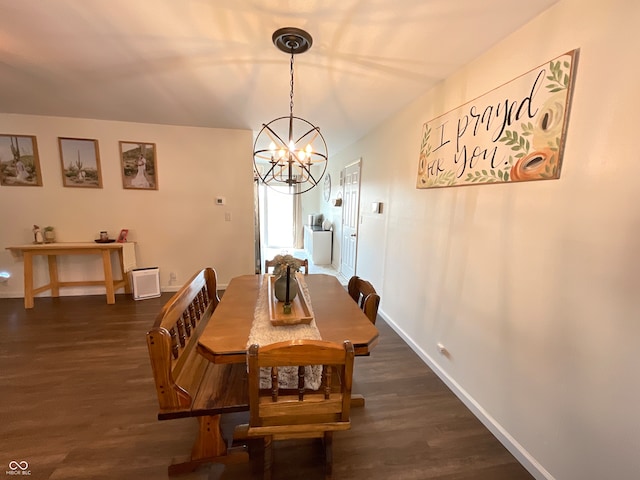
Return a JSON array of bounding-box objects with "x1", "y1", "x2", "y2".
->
[{"x1": 304, "y1": 226, "x2": 332, "y2": 265}]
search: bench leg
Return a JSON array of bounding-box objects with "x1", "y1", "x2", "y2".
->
[{"x1": 167, "y1": 415, "x2": 249, "y2": 476}]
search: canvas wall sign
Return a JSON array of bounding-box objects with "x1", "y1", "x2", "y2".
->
[{"x1": 416, "y1": 50, "x2": 578, "y2": 189}]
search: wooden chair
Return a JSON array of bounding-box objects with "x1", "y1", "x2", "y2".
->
[
  {"x1": 234, "y1": 339, "x2": 355, "y2": 480},
  {"x1": 347, "y1": 276, "x2": 380, "y2": 324},
  {"x1": 264, "y1": 257, "x2": 309, "y2": 275}
]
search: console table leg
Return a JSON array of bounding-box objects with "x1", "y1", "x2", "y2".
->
[
  {"x1": 23, "y1": 252, "x2": 34, "y2": 309},
  {"x1": 102, "y1": 250, "x2": 116, "y2": 304},
  {"x1": 117, "y1": 249, "x2": 132, "y2": 294},
  {"x1": 47, "y1": 255, "x2": 60, "y2": 297}
]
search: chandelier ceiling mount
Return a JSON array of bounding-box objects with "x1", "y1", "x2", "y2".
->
[{"x1": 272, "y1": 27, "x2": 313, "y2": 55}]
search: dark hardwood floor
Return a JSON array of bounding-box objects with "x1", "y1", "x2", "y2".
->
[{"x1": 0, "y1": 293, "x2": 534, "y2": 480}]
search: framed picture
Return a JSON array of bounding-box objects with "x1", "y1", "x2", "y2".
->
[
  {"x1": 0, "y1": 134, "x2": 43, "y2": 186},
  {"x1": 119, "y1": 141, "x2": 157, "y2": 190},
  {"x1": 117, "y1": 229, "x2": 129, "y2": 243},
  {"x1": 58, "y1": 137, "x2": 102, "y2": 188}
]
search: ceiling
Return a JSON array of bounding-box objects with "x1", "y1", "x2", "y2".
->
[{"x1": 0, "y1": 0, "x2": 558, "y2": 153}]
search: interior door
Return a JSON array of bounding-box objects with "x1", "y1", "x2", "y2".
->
[{"x1": 341, "y1": 160, "x2": 361, "y2": 279}]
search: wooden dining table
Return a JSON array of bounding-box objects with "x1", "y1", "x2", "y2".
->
[
  {"x1": 197, "y1": 273, "x2": 379, "y2": 364},
  {"x1": 189, "y1": 273, "x2": 378, "y2": 468}
]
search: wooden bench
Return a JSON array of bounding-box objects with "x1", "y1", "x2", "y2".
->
[{"x1": 146, "y1": 267, "x2": 249, "y2": 475}]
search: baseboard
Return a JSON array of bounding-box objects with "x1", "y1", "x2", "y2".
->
[
  {"x1": 377, "y1": 308, "x2": 554, "y2": 480},
  {"x1": 0, "y1": 291, "x2": 21, "y2": 299},
  {"x1": 0, "y1": 284, "x2": 230, "y2": 298}
]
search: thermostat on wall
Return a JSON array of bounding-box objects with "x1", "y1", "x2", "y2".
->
[{"x1": 215, "y1": 197, "x2": 226, "y2": 205}]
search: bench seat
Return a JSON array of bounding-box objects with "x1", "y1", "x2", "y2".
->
[
  {"x1": 146, "y1": 267, "x2": 249, "y2": 475},
  {"x1": 158, "y1": 361, "x2": 249, "y2": 420}
]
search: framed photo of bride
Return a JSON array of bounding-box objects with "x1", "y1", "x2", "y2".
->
[{"x1": 119, "y1": 141, "x2": 158, "y2": 190}]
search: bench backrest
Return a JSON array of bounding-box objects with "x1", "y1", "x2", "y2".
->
[{"x1": 146, "y1": 267, "x2": 220, "y2": 412}]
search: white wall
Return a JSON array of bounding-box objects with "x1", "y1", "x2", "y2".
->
[
  {"x1": 0, "y1": 114, "x2": 255, "y2": 296},
  {"x1": 329, "y1": 0, "x2": 640, "y2": 479}
]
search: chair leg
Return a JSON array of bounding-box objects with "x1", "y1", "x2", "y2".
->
[
  {"x1": 324, "y1": 432, "x2": 333, "y2": 479},
  {"x1": 263, "y1": 436, "x2": 273, "y2": 480}
]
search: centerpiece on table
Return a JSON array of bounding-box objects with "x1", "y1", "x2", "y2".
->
[
  {"x1": 267, "y1": 255, "x2": 313, "y2": 324},
  {"x1": 271, "y1": 254, "x2": 304, "y2": 312}
]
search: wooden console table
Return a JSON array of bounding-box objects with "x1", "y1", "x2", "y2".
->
[{"x1": 6, "y1": 242, "x2": 136, "y2": 309}]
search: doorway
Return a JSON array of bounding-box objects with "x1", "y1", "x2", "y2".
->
[
  {"x1": 262, "y1": 185, "x2": 294, "y2": 248},
  {"x1": 256, "y1": 183, "x2": 303, "y2": 272}
]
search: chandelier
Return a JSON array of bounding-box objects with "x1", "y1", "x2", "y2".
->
[{"x1": 253, "y1": 27, "x2": 328, "y2": 194}]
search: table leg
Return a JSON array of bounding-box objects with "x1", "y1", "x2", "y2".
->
[
  {"x1": 117, "y1": 248, "x2": 132, "y2": 294},
  {"x1": 101, "y1": 249, "x2": 116, "y2": 304},
  {"x1": 23, "y1": 252, "x2": 34, "y2": 309},
  {"x1": 47, "y1": 255, "x2": 60, "y2": 297}
]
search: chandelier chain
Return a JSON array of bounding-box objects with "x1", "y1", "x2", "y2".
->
[{"x1": 289, "y1": 51, "x2": 295, "y2": 117}]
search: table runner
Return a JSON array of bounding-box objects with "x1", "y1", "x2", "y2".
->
[{"x1": 247, "y1": 273, "x2": 322, "y2": 389}]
